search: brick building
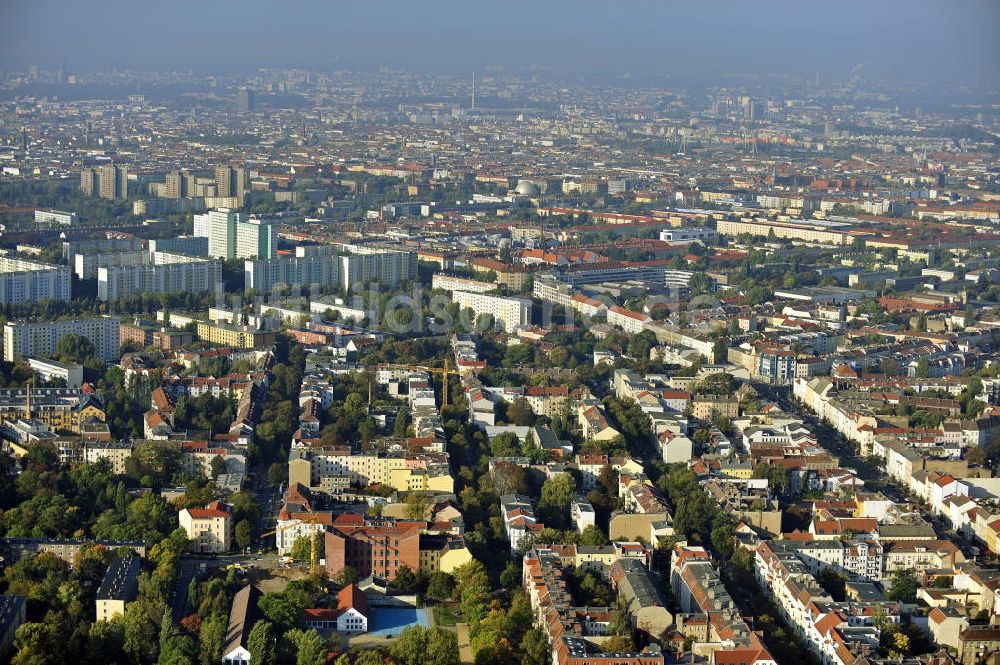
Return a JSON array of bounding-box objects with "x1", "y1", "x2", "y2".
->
[{"x1": 324, "y1": 518, "x2": 421, "y2": 580}]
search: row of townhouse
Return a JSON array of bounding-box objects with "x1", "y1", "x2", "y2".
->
[
  {"x1": 141, "y1": 353, "x2": 269, "y2": 451},
  {"x1": 908, "y1": 468, "x2": 1000, "y2": 555},
  {"x1": 482, "y1": 384, "x2": 570, "y2": 420},
  {"x1": 794, "y1": 377, "x2": 880, "y2": 455},
  {"x1": 540, "y1": 542, "x2": 651, "y2": 580},
  {"x1": 522, "y1": 547, "x2": 667, "y2": 665},
  {"x1": 612, "y1": 369, "x2": 694, "y2": 462},
  {"x1": 82, "y1": 437, "x2": 246, "y2": 480},
  {"x1": 731, "y1": 413, "x2": 815, "y2": 453},
  {"x1": 612, "y1": 475, "x2": 674, "y2": 542},
  {"x1": 773, "y1": 530, "x2": 963, "y2": 584},
  {"x1": 532, "y1": 276, "x2": 609, "y2": 321},
  {"x1": 754, "y1": 540, "x2": 901, "y2": 665},
  {"x1": 796, "y1": 376, "x2": 1000, "y2": 456},
  {"x1": 500, "y1": 493, "x2": 544, "y2": 553},
  {"x1": 671, "y1": 546, "x2": 775, "y2": 663},
  {"x1": 532, "y1": 277, "x2": 717, "y2": 361}
]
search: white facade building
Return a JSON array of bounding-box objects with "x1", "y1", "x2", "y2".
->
[
  {"x1": 451, "y1": 290, "x2": 532, "y2": 333},
  {"x1": 0, "y1": 257, "x2": 71, "y2": 305},
  {"x1": 34, "y1": 209, "x2": 79, "y2": 226},
  {"x1": 27, "y1": 358, "x2": 84, "y2": 389},
  {"x1": 3, "y1": 317, "x2": 120, "y2": 363}
]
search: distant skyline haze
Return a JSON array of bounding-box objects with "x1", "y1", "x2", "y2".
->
[{"x1": 0, "y1": 0, "x2": 997, "y2": 88}]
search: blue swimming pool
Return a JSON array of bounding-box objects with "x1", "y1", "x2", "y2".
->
[{"x1": 368, "y1": 607, "x2": 429, "y2": 637}]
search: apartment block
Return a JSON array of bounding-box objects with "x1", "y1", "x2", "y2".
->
[
  {"x1": 3, "y1": 317, "x2": 121, "y2": 363},
  {"x1": 74, "y1": 251, "x2": 147, "y2": 280},
  {"x1": 34, "y1": 209, "x2": 79, "y2": 226},
  {"x1": 0, "y1": 257, "x2": 71, "y2": 305},
  {"x1": 98, "y1": 257, "x2": 222, "y2": 301},
  {"x1": 451, "y1": 290, "x2": 531, "y2": 333},
  {"x1": 196, "y1": 208, "x2": 276, "y2": 260},
  {"x1": 26, "y1": 358, "x2": 84, "y2": 389},
  {"x1": 324, "y1": 518, "x2": 422, "y2": 581}
]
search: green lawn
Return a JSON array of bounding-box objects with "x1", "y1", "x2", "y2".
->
[{"x1": 432, "y1": 604, "x2": 462, "y2": 626}]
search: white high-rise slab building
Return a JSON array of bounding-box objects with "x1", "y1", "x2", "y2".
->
[
  {"x1": 196, "y1": 208, "x2": 276, "y2": 260},
  {"x1": 3, "y1": 317, "x2": 120, "y2": 363}
]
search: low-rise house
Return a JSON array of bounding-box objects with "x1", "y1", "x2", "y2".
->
[
  {"x1": 179, "y1": 500, "x2": 232, "y2": 554},
  {"x1": 222, "y1": 585, "x2": 262, "y2": 665},
  {"x1": 334, "y1": 583, "x2": 370, "y2": 633},
  {"x1": 95, "y1": 556, "x2": 141, "y2": 622}
]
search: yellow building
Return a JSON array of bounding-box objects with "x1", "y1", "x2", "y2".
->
[
  {"x1": 418, "y1": 534, "x2": 474, "y2": 575},
  {"x1": 719, "y1": 458, "x2": 754, "y2": 479},
  {"x1": 95, "y1": 556, "x2": 140, "y2": 622},
  {"x1": 574, "y1": 547, "x2": 617, "y2": 578},
  {"x1": 388, "y1": 467, "x2": 455, "y2": 493},
  {"x1": 196, "y1": 321, "x2": 276, "y2": 350},
  {"x1": 717, "y1": 218, "x2": 870, "y2": 246},
  {"x1": 0, "y1": 388, "x2": 105, "y2": 434},
  {"x1": 470, "y1": 258, "x2": 531, "y2": 291}
]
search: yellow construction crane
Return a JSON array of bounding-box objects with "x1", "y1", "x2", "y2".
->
[
  {"x1": 376, "y1": 359, "x2": 457, "y2": 412},
  {"x1": 260, "y1": 514, "x2": 324, "y2": 577}
]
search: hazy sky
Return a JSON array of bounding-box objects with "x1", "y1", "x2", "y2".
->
[{"x1": 1, "y1": 0, "x2": 998, "y2": 87}]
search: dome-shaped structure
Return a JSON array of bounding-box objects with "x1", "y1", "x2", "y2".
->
[{"x1": 515, "y1": 179, "x2": 540, "y2": 196}]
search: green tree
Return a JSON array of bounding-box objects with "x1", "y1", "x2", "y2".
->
[
  {"x1": 333, "y1": 566, "x2": 360, "y2": 587},
  {"x1": 506, "y1": 398, "x2": 535, "y2": 426},
  {"x1": 403, "y1": 493, "x2": 431, "y2": 519},
  {"x1": 229, "y1": 492, "x2": 261, "y2": 526},
  {"x1": 198, "y1": 613, "x2": 226, "y2": 665},
  {"x1": 392, "y1": 565, "x2": 421, "y2": 593},
  {"x1": 454, "y1": 560, "x2": 491, "y2": 631},
  {"x1": 816, "y1": 569, "x2": 847, "y2": 601},
  {"x1": 887, "y1": 568, "x2": 918, "y2": 604},
  {"x1": 426, "y1": 571, "x2": 456, "y2": 602},
  {"x1": 12, "y1": 622, "x2": 63, "y2": 665},
  {"x1": 56, "y1": 333, "x2": 96, "y2": 364},
  {"x1": 290, "y1": 535, "x2": 324, "y2": 563},
  {"x1": 391, "y1": 625, "x2": 428, "y2": 665},
  {"x1": 499, "y1": 561, "x2": 521, "y2": 589},
  {"x1": 285, "y1": 629, "x2": 327, "y2": 665},
  {"x1": 710, "y1": 521, "x2": 735, "y2": 560},
  {"x1": 609, "y1": 597, "x2": 632, "y2": 637},
  {"x1": 122, "y1": 600, "x2": 160, "y2": 664},
  {"x1": 351, "y1": 650, "x2": 387, "y2": 665},
  {"x1": 210, "y1": 455, "x2": 227, "y2": 479},
  {"x1": 579, "y1": 525, "x2": 609, "y2": 546},
  {"x1": 490, "y1": 432, "x2": 520, "y2": 457},
  {"x1": 259, "y1": 592, "x2": 304, "y2": 631},
  {"x1": 267, "y1": 462, "x2": 286, "y2": 488},
  {"x1": 247, "y1": 620, "x2": 277, "y2": 665},
  {"x1": 158, "y1": 634, "x2": 198, "y2": 665},
  {"x1": 519, "y1": 627, "x2": 549, "y2": 665},
  {"x1": 537, "y1": 473, "x2": 575, "y2": 530},
  {"x1": 86, "y1": 619, "x2": 125, "y2": 664},
  {"x1": 426, "y1": 626, "x2": 459, "y2": 665},
  {"x1": 601, "y1": 634, "x2": 636, "y2": 652},
  {"x1": 235, "y1": 520, "x2": 253, "y2": 553}
]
